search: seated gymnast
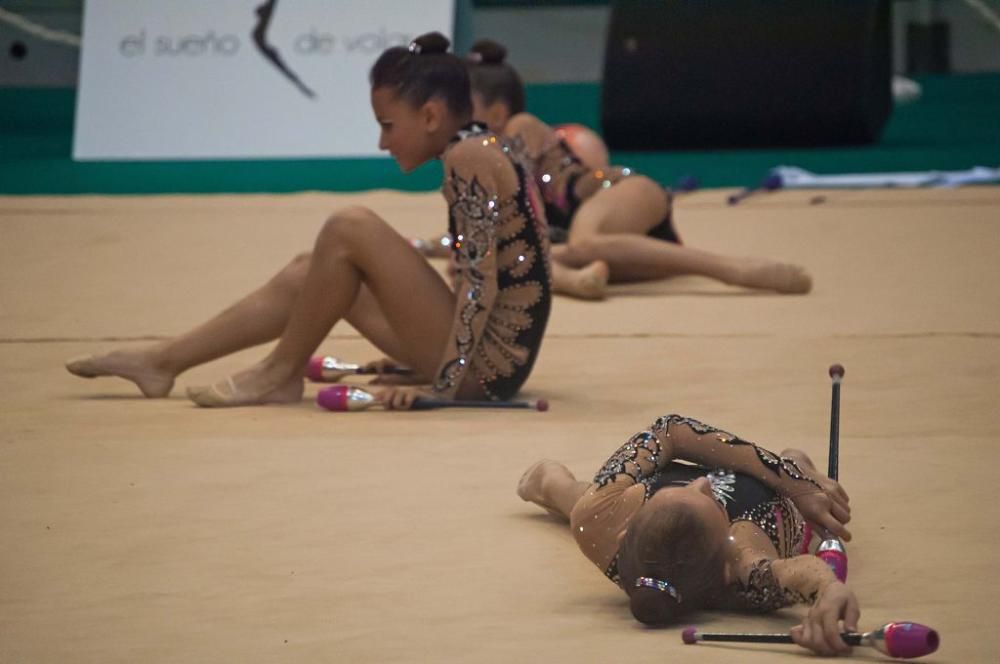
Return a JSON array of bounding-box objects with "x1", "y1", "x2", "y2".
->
[
  {"x1": 419, "y1": 40, "x2": 813, "y2": 300},
  {"x1": 66, "y1": 32, "x2": 551, "y2": 408},
  {"x1": 517, "y1": 414, "x2": 859, "y2": 657}
]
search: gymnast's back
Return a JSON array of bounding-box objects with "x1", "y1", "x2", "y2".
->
[{"x1": 438, "y1": 122, "x2": 552, "y2": 401}]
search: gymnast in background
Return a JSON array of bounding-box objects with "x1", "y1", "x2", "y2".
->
[
  {"x1": 518, "y1": 414, "x2": 859, "y2": 657},
  {"x1": 66, "y1": 33, "x2": 551, "y2": 408},
  {"x1": 419, "y1": 40, "x2": 813, "y2": 300}
]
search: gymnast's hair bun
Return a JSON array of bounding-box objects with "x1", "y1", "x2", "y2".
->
[
  {"x1": 409, "y1": 32, "x2": 450, "y2": 55},
  {"x1": 469, "y1": 39, "x2": 507, "y2": 65},
  {"x1": 629, "y1": 586, "x2": 676, "y2": 626}
]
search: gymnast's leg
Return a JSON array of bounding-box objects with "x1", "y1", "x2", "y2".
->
[
  {"x1": 65, "y1": 251, "x2": 316, "y2": 397},
  {"x1": 562, "y1": 177, "x2": 812, "y2": 293},
  {"x1": 186, "y1": 205, "x2": 454, "y2": 406}
]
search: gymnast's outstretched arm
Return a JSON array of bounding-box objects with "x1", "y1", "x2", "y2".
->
[
  {"x1": 650, "y1": 415, "x2": 852, "y2": 540},
  {"x1": 727, "y1": 544, "x2": 860, "y2": 657}
]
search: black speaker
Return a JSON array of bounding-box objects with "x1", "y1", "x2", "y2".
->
[{"x1": 601, "y1": 1, "x2": 893, "y2": 149}]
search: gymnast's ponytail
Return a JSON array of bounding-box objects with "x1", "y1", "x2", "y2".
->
[
  {"x1": 369, "y1": 32, "x2": 472, "y2": 118},
  {"x1": 617, "y1": 502, "x2": 728, "y2": 626},
  {"x1": 466, "y1": 38, "x2": 525, "y2": 115}
]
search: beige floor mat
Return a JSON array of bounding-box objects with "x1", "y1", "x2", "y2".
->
[{"x1": 2, "y1": 188, "x2": 998, "y2": 662}]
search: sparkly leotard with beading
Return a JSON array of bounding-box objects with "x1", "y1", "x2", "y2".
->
[
  {"x1": 433, "y1": 123, "x2": 552, "y2": 401},
  {"x1": 574, "y1": 414, "x2": 811, "y2": 612},
  {"x1": 532, "y1": 137, "x2": 680, "y2": 244}
]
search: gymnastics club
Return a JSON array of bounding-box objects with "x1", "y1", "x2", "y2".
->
[
  {"x1": 827, "y1": 363, "x2": 843, "y2": 481},
  {"x1": 682, "y1": 622, "x2": 940, "y2": 659},
  {"x1": 316, "y1": 384, "x2": 549, "y2": 412},
  {"x1": 816, "y1": 363, "x2": 848, "y2": 582},
  {"x1": 726, "y1": 172, "x2": 783, "y2": 206},
  {"x1": 305, "y1": 355, "x2": 414, "y2": 383}
]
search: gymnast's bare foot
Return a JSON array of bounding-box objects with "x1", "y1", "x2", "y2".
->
[
  {"x1": 556, "y1": 260, "x2": 610, "y2": 300},
  {"x1": 186, "y1": 364, "x2": 304, "y2": 408},
  {"x1": 732, "y1": 259, "x2": 813, "y2": 294},
  {"x1": 517, "y1": 459, "x2": 578, "y2": 521},
  {"x1": 65, "y1": 349, "x2": 175, "y2": 398}
]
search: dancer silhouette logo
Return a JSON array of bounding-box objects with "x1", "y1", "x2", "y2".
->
[{"x1": 252, "y1": 0, "x2": 315, "y2": 99}]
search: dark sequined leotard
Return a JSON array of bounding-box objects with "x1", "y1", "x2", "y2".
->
[
  {"x1": 532, "y1": 137, "x2": 681, "y2": 244},
  {"x1": 571, "y1": 414, "x2": 808, "y2": 612},
  {"x1": 434, "y1": 123, "x2": 552, "y2": 401}
]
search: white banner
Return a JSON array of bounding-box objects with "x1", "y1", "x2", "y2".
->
[{"x1": 73, "y1": 0, "x2": 455, "y2": 160}]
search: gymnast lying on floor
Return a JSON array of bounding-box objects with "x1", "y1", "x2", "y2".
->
[{"x1": 518, "y1": 413, "x2": 858, "y2": 657}]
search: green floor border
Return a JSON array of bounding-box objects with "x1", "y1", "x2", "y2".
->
[{"x1": 2, "y1": 75, "x2": 998, "y2": 195}]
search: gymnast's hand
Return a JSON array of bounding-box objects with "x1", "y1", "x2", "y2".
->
[
  {"x1": 813, "y1": 472, "x2": 851, "y2": 521},
  {"x1": 790, "y1": 581, "x2": 860, "y2": 657},
  {"x1": 790, "y1": 488, "x2": 852, "y2": 542},
  {"x1": 373, "y1": 386, "x2": 436, "y2": 410},
  {"x1": 782, "y1": 449, "x2": 851, "y2": 540}
]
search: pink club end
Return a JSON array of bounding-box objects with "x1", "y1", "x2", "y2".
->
[
  {"x1": 305, "y1": 356, "x2": 326, "y2": 382},
  {"x1": 817, "y1": 548, "x2": 848, "y2": 582},
  {"x1": 317, "y1": 385, "x2": 376, "y2": 412},
  {"x1": 681, "y1": 627, "x2": 698, "y2": 645},
  {"x1": 882, "y1": 622, "x2": 940, "y2": 659},
  {"x1": 829, "y1": 364, "x2": 845, "y2": 379},
  {"x1": 316, "y1": 385, "x2": 350, "y2": 411},
  {"x1": 536, "y1": 399, "x2": 549, "y2": 412}
]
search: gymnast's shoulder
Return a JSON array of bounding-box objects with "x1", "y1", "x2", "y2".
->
[{"x1": 443, "y1": 130, "x2": 519, "y2": 187}]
